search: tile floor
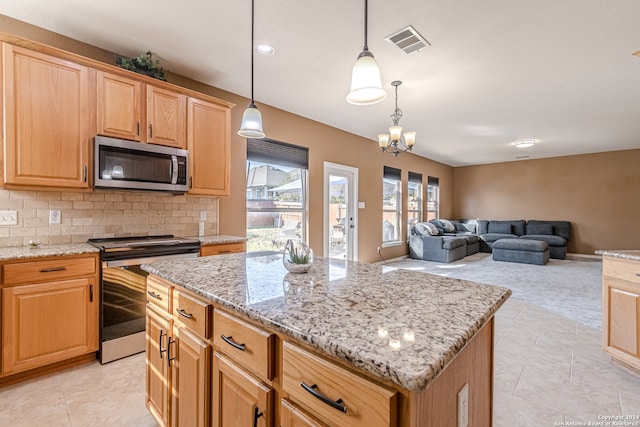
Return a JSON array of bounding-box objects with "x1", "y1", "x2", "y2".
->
[{"x1": 1, "y1": 297, "x2": 639, "y2": 426}]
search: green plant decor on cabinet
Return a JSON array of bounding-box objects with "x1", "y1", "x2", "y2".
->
[{"x1": 114, "y1": 51, "x2": 167, "y2": 81}]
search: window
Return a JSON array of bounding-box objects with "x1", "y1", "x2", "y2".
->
[
  {"x1": 426, "y1": 176, "x2": 439, "y2": 220},
  {"x1": 246, "y1": 138, "x2": 309, "y2": 253},
  {"x1": 382, "y1": 166, "x2": 402, "y2": 245},
  {"x1": 407, "y1": 172, "x2": 423, "y2": 238}
]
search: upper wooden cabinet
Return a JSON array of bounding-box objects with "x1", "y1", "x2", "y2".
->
[
  {"x1": 148, "y1": 86, "x2": 187, "y2": 149},
  {"x1": 97, "y1": 72, "x2": 187, "y2": 148},
  {"x1": 2, "y1": 43, "x2": 91, "y2": 189},
  {"x1": 187, "y1": 98, "x2": 231, "y2": 196},
  {"x1": 97, "y1": 71, "x2": 144, "y2": 141}
]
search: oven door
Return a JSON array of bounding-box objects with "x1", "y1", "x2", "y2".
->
[{"x1": 100, "y1": 253, "x2": 197, "y2": 363}]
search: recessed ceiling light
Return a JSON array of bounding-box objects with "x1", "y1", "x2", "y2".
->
[
  {"x1": 514, "y1": 139, "x2": 536, "y2": 148},
  {"x1": 255, "y1": 44, "x2": 274, "y2": 55}
]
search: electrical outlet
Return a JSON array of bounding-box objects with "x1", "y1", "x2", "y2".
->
[
  {"x1": 377, "y1": 246, "x2": 381, "y2": 253},
  {"x1": 0, "y1": 210, "x2": 18, "y2": 226},
  {"x1": 200, "y1": 211, "x2": 207, "y2": 222},
  {"x1": 49, "y1": 210, "x2": 61, "y2": 224},
  {"x1": 457, "y1": 383, "x2": 469, "y2": 427}
]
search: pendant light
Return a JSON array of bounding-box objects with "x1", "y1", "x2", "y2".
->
[
  {"x1": 346, "y1": 0, "x2": 387, "y2": 105},
  {"x1": 238, "y1": 0, "x2": 266, "y2": 138},
  {"x1": 377, "y1": 81, "x2": 416, "y2": 156}
]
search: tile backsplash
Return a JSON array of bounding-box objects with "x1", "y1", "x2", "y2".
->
[{"x1": 0, "y1": 189, "x2": 219, "y2": 247}]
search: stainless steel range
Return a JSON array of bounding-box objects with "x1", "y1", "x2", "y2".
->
[{"x1": 88, "y1": 235, "x2": 200, "y2": 363}]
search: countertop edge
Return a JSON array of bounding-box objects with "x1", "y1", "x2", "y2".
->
[
  {"x1": 595, "y1": 249, "x2": 640, "y2": 261},
  {"x1": 0, "y1": 243, "x2": 100, "y2": 261}
]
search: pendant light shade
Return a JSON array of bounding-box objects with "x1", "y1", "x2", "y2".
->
[
  {"x1": 347, "y1": 0, "x2": 386, "y2": 105},
  {"x1": 238, "y1": 0, "x2": 265, "y2": 138},
  {"x1": 238, "y1": 102, "x2": 265, "y2": 138}
]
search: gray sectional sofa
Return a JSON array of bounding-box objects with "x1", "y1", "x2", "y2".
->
[{"x1": 409, "y1": 218, "x2": 571, "y2": 263}]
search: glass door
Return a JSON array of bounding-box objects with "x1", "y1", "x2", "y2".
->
[{"x1": 323, "y1": 162, "x2": 358, "y2": 260}]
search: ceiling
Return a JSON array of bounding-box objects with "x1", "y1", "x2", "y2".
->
[{"x1": 2, "y1": 0, "x2": 640, "y2": 166}]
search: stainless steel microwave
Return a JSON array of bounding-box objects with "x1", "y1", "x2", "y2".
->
[{"x1": 94, "y1": 136, "x2": 189, "y2": 193}]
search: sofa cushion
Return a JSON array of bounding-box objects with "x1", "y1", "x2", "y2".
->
[
  {"x1": 526, "y1": 223, "x2": 553, "y2": 235},
  {"x1": 488, "y1": 222, "x2": 512, "y2": 234},
  {"x1": 519, "y1": 234, "x2": 567, "y2": 247},
  {"x1": 526, "y1": 220, "x2": 571, "y2": 241},
  {"x1": 442, "y1": 237, "x2": 466, "y2": 250},
  {"x1": 439, "y1": 219, "x2": 456, "y2": 233},
  {"x1": 415, "y1": 222, "x2": 440, "y2": 236},
  {"x1": 494, "y1": 238, "x2": 549, "y2": 252},
  {"x1": 429, "y1": 219, "x2": 446, "y2": 234},
  {"x1": 454, "y1": 221, "x2": 476, "y2": 233},
  {"x1": 482, "y1": 233, "x2": 517, "y2": 243}
]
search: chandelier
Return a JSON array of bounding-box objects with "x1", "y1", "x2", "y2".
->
[{"x1": 377, "y1": 81, "x2": 416, "y2": 156}]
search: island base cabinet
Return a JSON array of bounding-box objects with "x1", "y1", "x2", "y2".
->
[
  {"x1": 1, "y1": 278, "x2": 97, "y2": 375},
  {"x1": 145, "y1": 305, "x2": 171, "y2": 427},
  {"x1": 212, "y1": 352, "x2": 273, "y2": 427},
  {"x1": 602, "y1": 256, "x2": 640, "y2": 375}
]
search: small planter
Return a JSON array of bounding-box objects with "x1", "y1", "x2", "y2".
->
[{"x1": 283, "y1": 240, "x2": 313, "y2": 274}]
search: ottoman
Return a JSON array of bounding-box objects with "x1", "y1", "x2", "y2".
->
[{"x1": 492, "y1": 238, "x2": 550, "y2": 265}]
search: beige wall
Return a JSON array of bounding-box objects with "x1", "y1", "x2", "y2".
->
[
  {"x1": 453, "y1": 149, "x2": 640, "y2": 254},
  {"x1": 0, "y1": 15, "x2": 453, "y2": 262}
]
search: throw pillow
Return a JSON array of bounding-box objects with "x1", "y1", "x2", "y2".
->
[
  {"x1": 423, "y1": 223, "x2": 440, "y2": 236},
  {"x1": 488, "y1": 222, "x2": 512, "y2": 234},
  {"x1": 439, "y1": 219, "x2": 456, "y2": 233},
  {"x1": 414, "y1": 223, "x2": 429, "y2": 236},
  {"x1": 429, "y1": 219, "x2": 447, "y2": 234},
  {"x1": 526, "y1": 223, "x2": 554, "y2": 235}
]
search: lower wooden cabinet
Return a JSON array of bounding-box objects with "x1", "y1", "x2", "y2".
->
[
  {"x1": 603, "y1": 256, "x2": 640, "y2": 373},
  {"x1": 2, "y1": 278, "x2": 98, "y2": 375},
  {"x1": 281, "y1": 399, "x2": 327, "y2": 427},
  {"x1": 145, "y1": 301, "x2": 212, "y2": 427},
  {"x1": 212, "y1": 352, "x2": 273, "y2": 427},
  {"x1": 200, "y1": 242, "x2": 245, "y2": 257}
]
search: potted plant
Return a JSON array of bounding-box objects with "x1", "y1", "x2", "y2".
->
[{"x1": 115, "y1": 51, "x2": 167, "y2": 81}]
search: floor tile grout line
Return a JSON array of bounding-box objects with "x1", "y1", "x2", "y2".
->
[
  {"x1": 569, "y1": 351, "x2": 575, "y2": 380},
  {"x1": 511, "y1": 364, "x2": 525, "y2": 396},
  {"x1": 618, "y1": 393, "x2": 624, "y2": 414}
]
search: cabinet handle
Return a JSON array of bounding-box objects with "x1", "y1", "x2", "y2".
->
[
  {"x1": 147, "y1": 290, "x2": 161, "y2": 300},
  {"x1": 167, "y1": 337, "x2": 175, "y2": 367},
  {"x1": 83, "y1": 165, "x2": 88, "y2": 182},
  {"x1": 159, "y1": 330, "x2": 167, "y2": 359},
  {"x1": 136, "y1": 121, "x2": 140, "y2": 136},
  {"x1": 253, "y1": 407, "x2": 264, "y2": 427},
  {"x1": 89, "y1": 284, "x2": 94, "y2": 302},
  {"x1": 40, "y1": 267, "x2": 67, "y2": 273},
  {"x1": 149, "y1": 123, "x2": 153, "y2": 138},
  {"x1": 176, "y1": 308, "x2": 193, "y2": 319},
  {"x1": 189, "y1": 176, "x2": 193, "y2": 189},
  {"x1": 636, "y1": 273, "x2": 640, "y2": 277},
  {"x1": 220, "y1": 334, "x2": 246, "y2": 351},
  {"x1": 300, "y1": 382, "x2": 347, "y2": 413}
]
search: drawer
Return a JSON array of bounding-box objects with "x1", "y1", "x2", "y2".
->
[
  {"x1": 2, "y1": 256, "x2": 97, "y2": 286},
  {"x1": 213, "y1": 309, "x2": 275, "y2": 381},
  {"x1": 172, "y1": 288, "x2": 212, "y2": 339},
  {"x1": 282, "y1": 342, "x2": 397, "y2": 427},
  {"x1": 604, "y1": 257, "x2": 640, "y2": 285},
  {"x1": 146, "y1": 275, "x2": 173, "y2": 313},
  {"x1": 281, "y1": 398, "x2": 328, "y2": 427},
  {"x1": 200, "y1": 242, "x2": 245, "y2": 257}
]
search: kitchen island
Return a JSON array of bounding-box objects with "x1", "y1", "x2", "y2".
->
[{"x1": 142, "y1": 252, "x2": 511, "y2": 427}]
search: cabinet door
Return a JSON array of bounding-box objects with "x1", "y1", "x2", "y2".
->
[
  {"x1": 171, "y1": 326, "x2": 211, "y2": 427},
  {"x1": 212, "y1": 352, "x2": 272, "y2": 427},
  {"x1": 146, "y1": 305, "x2": 172, "y2": 427},
  {"x1": 187, "y1": 98, "x2": 231, "y2": 196},
  {"x1": 281, "y1": 399, "x2": 327, "y2": 427},
  {"x1": 147, "y1": 85, "x2": 186, "y2": 148},
  {"x1": 97, "y1": 71, "x2": 143, "y2": 141},
  {"x1": 2, "y1": 278, "x2": 97, "y2": 374},
  {"x1": 2, "y1": 43, "x2": 90, "y2": 188},
  {"x1": 607, "y1": 284, "x2": 640, "y2": 357}
]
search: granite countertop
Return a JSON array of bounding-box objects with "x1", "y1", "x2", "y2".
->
[
  {"x1": 0, "y1": 243, "x2": 99, "y2": 261},
  {"x1": 142, "y1": 253, "x2": 511, "y2": 392},
  {"x1": 196, "y1": 235, "x2": 247, "y2": 246},
  {"x1": 595, "y1": 249, "x2": 640, "y2": 261}
]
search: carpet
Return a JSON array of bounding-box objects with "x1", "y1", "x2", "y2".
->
[{"x1": 384, "y1": 253, "x2": 603, "y2": 329}]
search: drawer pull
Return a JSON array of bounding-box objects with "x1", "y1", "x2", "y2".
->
[
  {"x1": 221, "y1": 334, "x2": 246, "y2": 351},
  {"x1": 147, "y1": 290, "x2": 161, "y2": 300},
  {"x1": 301, "y1": 382, "x2": 348, "y2": 413},
  {"x1": 40, "y1": 267, "x2": 67, "y2": 273},
  {"x1": 176, "y1": 308, "x2": 193, "y2": 319}
]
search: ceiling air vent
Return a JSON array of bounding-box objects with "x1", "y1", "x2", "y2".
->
[{"x1": 385, "y1": 25, "x2": 431, "y2": 54}]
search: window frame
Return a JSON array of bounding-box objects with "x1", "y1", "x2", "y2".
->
[
  {"x1": 407, "y1": 177, "x2": 423, "y2": 239},
  {"x1": 426, "y1": 176, "x2": 439, "y2": 221},
  {"x1": 382, "y1": 167, "x2": 402, "y2": 247}
]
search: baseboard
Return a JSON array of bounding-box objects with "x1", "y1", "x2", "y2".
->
[
  {"x1": 566, "y1": 253, "x2": 601, "y2": 260},
  {"x1": 373, "y1": 255, "x2": 409, "y2": 264}
]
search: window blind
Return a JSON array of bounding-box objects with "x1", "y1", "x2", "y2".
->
[
  {"x1": 427, "y1": 176, "x2": 439, "y2": 187},
  {"x1": 408, "y1": 172, "x2": 423, "y2": 184},
  {"x1": 247, "y1": 138, "x2": 309, "y2": 169},
  {"x1": 383, "y1": 166, "x2": 402, "y2": 181}
]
